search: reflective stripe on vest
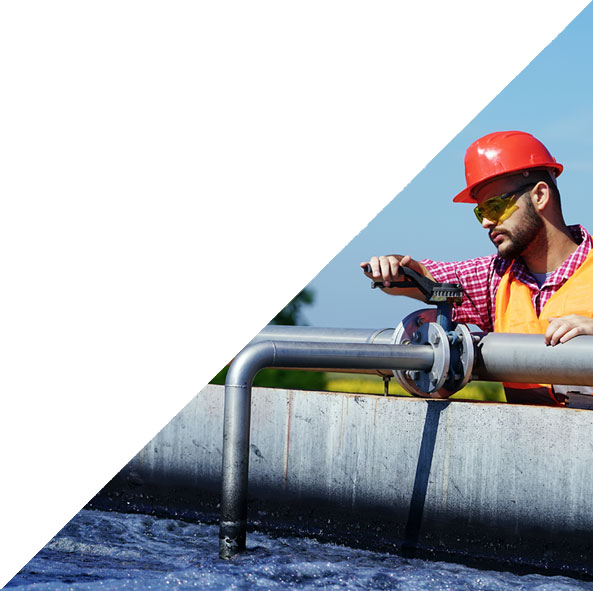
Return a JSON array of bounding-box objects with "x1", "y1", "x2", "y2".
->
[{"x1": 494, "y1": 250, "x2": 593, "y2": 405}]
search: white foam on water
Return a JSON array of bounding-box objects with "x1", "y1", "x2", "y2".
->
[{"x1": 7, "y1": 510, "x2": 593, "y2": 591}]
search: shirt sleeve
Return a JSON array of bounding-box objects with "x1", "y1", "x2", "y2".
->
[{"x1": 420, "y1": 256, "x2": 501, "y2": 332}]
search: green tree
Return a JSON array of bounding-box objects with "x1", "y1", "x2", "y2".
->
[{"x1": 270, "y1": 288, "x2": 315, "y2": 325}]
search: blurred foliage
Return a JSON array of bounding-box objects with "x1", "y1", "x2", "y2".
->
[
  {"x1": 210, "y1": 288, "x2": 329, "y2": 390},
  {"x1": 450, "y1": 380, "x2": 505, "y2": 402},
  {"x1": 324, "y1": 373, "x2": 505, "y2": 402},
  {"x1": 270, "y1": 288, "x2": 315, "y2": 326},
  {"x1": 210, "y1": 366, "x2": 327, "y2": 390}
]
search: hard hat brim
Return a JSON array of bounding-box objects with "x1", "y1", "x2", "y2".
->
[{"x1": 452, "y1": 162, "x2": 564, "y2": 204}]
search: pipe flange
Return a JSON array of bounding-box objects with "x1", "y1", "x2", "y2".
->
[
  {"x1": 420, "y1": 322, "x2": 450, "y2": 395},
  {"x1": 453, "y1": 322, "x2": 474, "y2": 391},
  {"x1": 391, "y1": 308, "x2": 433, "y2": 396},
  {"x1": 391, "y1": 309, "x2": 450, "y2": 397}
]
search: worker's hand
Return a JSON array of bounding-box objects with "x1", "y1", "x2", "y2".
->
[
  {"x1": 360, "y1": 254, "x2": 413, "y2": 287},
  {"x1": 544, "y1": 315, "x2": 593, "y2": 346}
]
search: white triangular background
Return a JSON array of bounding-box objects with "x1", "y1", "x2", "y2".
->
[{"x1": 0, "y1": 0, "x2": 589, "y2": 586}]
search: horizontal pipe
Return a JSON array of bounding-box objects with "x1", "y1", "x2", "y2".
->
[
  {"x1": 248, "y1": 327, "x2": 399, "y2": 376},
  {"x1": 268, "y1": 341, "x2": 433, "y2": 372},
  {"x1": 253, "y1": 326, "x2": 593, "y2": 386},
  {"x1": 272, "y1": 367, "x2": 393, "y2": 375},
  {"x1": 473, "y1": 333, "x2": 593, "y2": 385},
  {"x1": 250, "y1": 325, "x2": 397, "y2": 345}
]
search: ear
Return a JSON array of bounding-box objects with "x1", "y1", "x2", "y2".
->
[{"x1": 530, "y1": 181, "x2": 552, "y2": 213}]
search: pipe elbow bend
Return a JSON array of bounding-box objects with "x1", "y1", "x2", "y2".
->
[{"x1": 225, "y1": 340, "x2": 277, "y2": 388}]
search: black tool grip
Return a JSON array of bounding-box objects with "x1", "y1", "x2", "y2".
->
[
  {"x1": 363, "y1": 263, "x2": 430, "y2": 291},
  {"x1": 363, "y1": 263, "x2": 463, "y2": 304}
]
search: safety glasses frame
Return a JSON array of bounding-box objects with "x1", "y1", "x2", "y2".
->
[{"x1": 473, "y1": 183, "x2": 536, "y2": 224}]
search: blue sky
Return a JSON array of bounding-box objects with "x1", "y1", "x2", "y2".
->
[{"x1": 304, "y1": 3, "x2": 593, "y2": 329}]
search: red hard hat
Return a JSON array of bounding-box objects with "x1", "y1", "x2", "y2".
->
[{"x1": 453, "y1": 131, "x2": 563, "y2": 203}]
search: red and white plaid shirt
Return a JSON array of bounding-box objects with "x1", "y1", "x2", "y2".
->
[{"x1": 421, "y1": 225, "x2": 592, "y2": 332}]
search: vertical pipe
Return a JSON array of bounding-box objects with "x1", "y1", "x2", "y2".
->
[
  {"x1": 219, "y1": 341, "x2": 275, "y2": 559},
  {"x1": 219, "y1": 383, "x2": 252, "y2": 558},
  {"x1": 218, "y1": 340, "x2": 434, "y2": 559}
]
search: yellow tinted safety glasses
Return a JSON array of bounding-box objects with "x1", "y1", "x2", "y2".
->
[{"x1": 473, "y1": 183, "x2": 535, "y2": 224}]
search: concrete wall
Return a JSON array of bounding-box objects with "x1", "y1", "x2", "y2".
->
[{"x1": 100, "y1": 384, "x2": 593, "y2": 576}]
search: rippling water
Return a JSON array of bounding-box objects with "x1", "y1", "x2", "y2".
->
[{"x1": 7, "y1": 509, "x2": 593, "y2": 591}]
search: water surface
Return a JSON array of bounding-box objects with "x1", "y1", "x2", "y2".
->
[{"x1": 8, "y1": 510, "x2": 593, "y2": 591}]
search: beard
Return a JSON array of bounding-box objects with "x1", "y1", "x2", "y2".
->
[{"x1": 490, "y1": 198, "x2": 544, "y2": 260}]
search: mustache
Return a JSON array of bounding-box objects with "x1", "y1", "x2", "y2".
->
[{"x1": 489, "y1": 228, "x2": 508, "y2": 241}]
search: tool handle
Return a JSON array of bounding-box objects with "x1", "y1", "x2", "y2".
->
[
  {"x1": 363, "y1": 263, "x2": 463, "y2": 307},
  {"x1": 363, "y1": 263, "x2": 434, "y2": 294}
]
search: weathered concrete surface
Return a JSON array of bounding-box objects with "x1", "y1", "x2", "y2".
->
[{"x1": 98, "y1": 384, "x2": 593, "y2": 576}]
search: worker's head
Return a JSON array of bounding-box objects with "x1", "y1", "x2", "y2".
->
[{"x1": 454, "y1": 131, "x2": 564, "y2": 259}]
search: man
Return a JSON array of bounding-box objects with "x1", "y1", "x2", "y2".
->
[{"x1": 361, "y1": 130, "x2": 593, "y2": 405}]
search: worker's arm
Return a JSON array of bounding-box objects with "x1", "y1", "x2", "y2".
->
[
  {"x1": 359, "y1": 254, "x2": 437, "y2": 302},
  {"x1": 545, "y1": 315, "x2": 593, "y2": 346}
]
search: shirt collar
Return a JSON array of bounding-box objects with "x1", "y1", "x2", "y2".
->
[
  {"x1": 551, "y1": 224, "x2": 591, "y2": 284},
  {"x1": 509, "y1": 225, "x2": 591, "y2": 288}
]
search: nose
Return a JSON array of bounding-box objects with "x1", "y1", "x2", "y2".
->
[{"x1": 481, "y1": 216, "x2": 496, "y2": 230}]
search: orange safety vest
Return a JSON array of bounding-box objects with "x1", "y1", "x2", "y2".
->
[{"x1": 494, "y1": 250, "x2": 593, "y2": 405}]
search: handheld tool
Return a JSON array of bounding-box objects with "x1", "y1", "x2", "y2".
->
[{"x1": 364, "y1": 264, "x2": 472, "y2": 396}]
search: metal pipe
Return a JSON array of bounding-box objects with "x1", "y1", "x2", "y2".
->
[
  {"x1": 473, "y1": 333, "x2": 593, "y2": 385},
  {"x1": 219, "y1": 339, "x2": 433, "y2": 559},
  {"x1": 220, "y1": 326, "x2": 593, "y2": 560},
  {"x1": 247, "y1": 326, "x2": 399, "y2": 376},
  {"x1": 250, "y1": 325, "x2": 397, "y2": 345},
  {"x1": 253, "y1": 326, "x2": 593, "y2": 386}
]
